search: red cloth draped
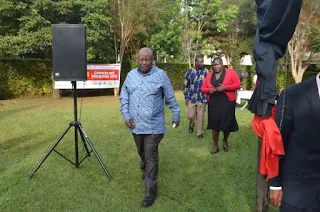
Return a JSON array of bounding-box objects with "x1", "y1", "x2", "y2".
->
[{"x1": 251, "y1": 106, "x2": 285, "y2": 180}]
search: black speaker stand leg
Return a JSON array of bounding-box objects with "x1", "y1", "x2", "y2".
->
[
  {"x1": 29, "y1": 81, "x2": 112, "y2": 181},
  {"x1": 29, "y1": 124, "x2": 72, "y2": 178},
  {"x1": 78, "y1": 125, "x2": 112, "y2": 180},
  {"x1": 78, "y1": 123, "x2": 91, "y2": 156}
]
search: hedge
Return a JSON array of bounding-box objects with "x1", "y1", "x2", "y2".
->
[
  {"x1": 158, "y1": 63, "x2": 317, "y2": 91},
  {"x1": 0, "y1": 58, "x2": 318, "y2": 99},
  {"x1": 0, "y1": 59, "x2": 52, "y2": 99}
]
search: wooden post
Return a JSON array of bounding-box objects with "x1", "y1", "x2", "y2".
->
[
  {"x1": 256, "y1": 137, "x2": 269, "y2": 212},
  {"x1": 52, "y1": 89, "x2": 61, "y2": 99},
  {"x1": 52, "y1": 71, "x2": 61, "y2": 99},
  {"x1": 114, "y1": 88, "x2": 119, "y2": 96}
]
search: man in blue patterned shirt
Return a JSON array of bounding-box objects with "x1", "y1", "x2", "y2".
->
[
  {"x1": 182, "y1": 56, "x2": 208, "y2": 138},
  {"x1": 120, "y1": 48, "x2": 180, "y2": 207}
]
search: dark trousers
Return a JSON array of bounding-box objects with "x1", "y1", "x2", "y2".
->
[
  {"x1": 281, "y1": 201, "x2": 320, "y2": 212},
  {"x1": 132, "y1": 133, "x2": 164, "y2": 199}
]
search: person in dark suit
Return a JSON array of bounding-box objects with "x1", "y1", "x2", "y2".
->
[{"x1": 269, "y1": 72, "x2": 320, "y2": 211}]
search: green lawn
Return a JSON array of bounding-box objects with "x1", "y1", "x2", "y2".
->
[{"x1": 0, "y1": 92, "x2": 278, "y2": 212}]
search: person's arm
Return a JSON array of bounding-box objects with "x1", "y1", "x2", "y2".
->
[
  {"x1": 182, "y1": 70, "x2": 190, "y2": 100},
  {"x1": 269, "y1": 158, "x2": 283, "y2": 188},
  {"x1": 201, "y1": 74, "x2": 210, "y2": 94},
  {"x1": 120, "y1": 77, "x2": 132, "y2": 122},
  {"x1": 163, "y1": 71, "x2": 180, "y2": 124},
  {"x1": 269, "y1": 90, "x2": 293, "y2": 206},
  {"x1": 224, "y1": 71, "x2": 241, "y2": 91},
  {"x1": 270, "y1": 90, "x2": 293, "y2": 186}
]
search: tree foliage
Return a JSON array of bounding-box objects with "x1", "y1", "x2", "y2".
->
[
  {"x1": 181, "y1": 0, "x2": 238, "y2": 68},
  {"x1": 147, "y1": 0, "x2": 183, "y2": 63},
  {"x1": 219, "y1": 0, "x2": 256, "y2": 69},
  {"x1": 288, "y1": 0, "x2": 320, "y2": 83},
  {"x1": 0, "y1": 0, "x2": 256, "y2": 67},
  {"x1": 0, "y1": 0, "x2": 113, "y2": 60},
  {"x1": 311, "y1": 25, "x2": 320, "y2": 52},
  {"x1": 110, "y1": 0, "x2": 168, "y2": 66}
]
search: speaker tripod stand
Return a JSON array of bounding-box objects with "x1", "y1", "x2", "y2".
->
[{"x1": 29, "y1": 81, "x2": 112, "y2": 180}]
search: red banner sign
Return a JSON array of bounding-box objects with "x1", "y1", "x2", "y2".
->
[
  {"x1": 54, "y1": 64, "x2": 121, "y2": 89},
  {"x1": 87, "y1": 69, "x2": 119, "y2": 81}
]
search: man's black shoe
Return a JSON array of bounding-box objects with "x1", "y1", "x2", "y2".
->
[
  {"x1": 189, "y1": 127, "x2": 193, "y2": 133},
  {"x1": 198, "y1": 134, "x2": 203, "y2": 139},
  {"x1": 141, "y1": 197, "x2": 154, "y2": 207}
]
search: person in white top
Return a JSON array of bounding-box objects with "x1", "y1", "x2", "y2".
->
[{"x1": 269, "y1": 72, "x2": 320, "y2": 211}]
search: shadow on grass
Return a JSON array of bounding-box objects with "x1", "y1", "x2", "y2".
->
[
  {"x1": 0, "y1": 133, "x2": 41, "y2": 151},
  {"x1": 0, "y1": 105, "x2": 41, "y2": 120}
]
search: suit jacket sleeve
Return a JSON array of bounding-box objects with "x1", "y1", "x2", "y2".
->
[
  {"x1": 269, "y1": 90, "x2": 294, "y2": 187},
  {"x1": 224, "y1": 70, "x2": 241, "y2": 91}
]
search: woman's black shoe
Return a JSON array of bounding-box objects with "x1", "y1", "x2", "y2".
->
[{"x1": 223, "y1": 146, "x2": 229, "y2": 152}]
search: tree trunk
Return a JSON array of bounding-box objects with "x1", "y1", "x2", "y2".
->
[
  {"x1": 187, "y1": 39, "x2": 192, "y2": 69},
  {"x1": 114, "y1": 88, "x2": 119, "y2": 96},
  {"x1": 114, "y1": 29, "x2": 118, "y2": 63},
  {"x1": 115, "y1": 41, "x2": 125, "y2": 97},
  {"x1": 292, "y1": 65, "x2": 305, "y2": 83},
  {"x1": 116, "y1": 21, "x2": 126, "y2": 97},
  {"x1": 256, "y1": 137, "x2": 269, "y2": 212},
  {"x1": 52, "y1": 89, "x2": 61, "y2": 99},
  {"x1": 292, "y1": 73, "x2": 303, "y2": 83},
  {"x1": 113, "y1": 63, "x2": 121, "y2": 97}
]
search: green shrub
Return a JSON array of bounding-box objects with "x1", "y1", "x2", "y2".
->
[
  {"x1": 157, "y1": 63, "x2": 189, "y2": 89},
  {"x1": 240, "y1": 66, "x2": 253, "y2": 90},
  {"x1": 239, "y1": 68, "x2": 317, "y2": 92},
  {"x1": 0, "y1": 59, "x2": 52, "y2": 99},
  {"x1": 120, "y1": 63, "x2": 199, "y2": 90},
  {"x1": 0, "y1": 59, "x2": 318, "y2": 100},
  {"x1": 276, "y1": 70, "x2": 316, "y2": 91}
]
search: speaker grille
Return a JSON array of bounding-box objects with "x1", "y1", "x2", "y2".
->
[{"x1": 52, "y1": 24, "x2": 87, "y2": 81}]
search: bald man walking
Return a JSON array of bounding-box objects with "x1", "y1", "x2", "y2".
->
[{"x1": 120, "y1": 48, "x2": 180, "y2": 207}]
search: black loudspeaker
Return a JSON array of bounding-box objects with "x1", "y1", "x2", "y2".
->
[{"x1": 52, "y1": 24, "x2": 87, "y2": 81}]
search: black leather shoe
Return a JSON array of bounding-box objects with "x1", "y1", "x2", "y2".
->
[
  {"x1": 189, "y1": 127, "x2": 193, "y2": 133},
  {"x1": 198, "y1": 134, "x2": 203, "y2": 139},
  {"x1": 141, "y1": 197, "x2": 154, "y2": 207},
  {"x1": 223, "y1": 146, "x2": 229, "y2": 152}
]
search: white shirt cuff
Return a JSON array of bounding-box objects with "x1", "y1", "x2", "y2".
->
[{"x1": 270, "y1": 186, "x2": 282, "y2": 190}]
